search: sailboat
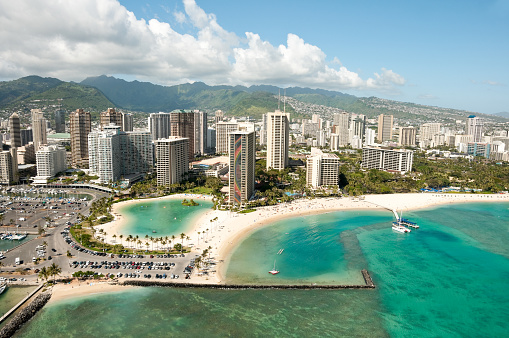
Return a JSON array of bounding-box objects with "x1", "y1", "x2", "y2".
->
[{"x1": 268, "y1": 260, "x2": 279, "y2": 275}]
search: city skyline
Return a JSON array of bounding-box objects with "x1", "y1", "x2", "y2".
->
[{"x1": 0, "y1": 0, "x2": 507, "y2": 115}]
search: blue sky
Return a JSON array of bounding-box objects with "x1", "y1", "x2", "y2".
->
[{"x1": 0, "y1": 0, "x2": 507, "y2": 114}]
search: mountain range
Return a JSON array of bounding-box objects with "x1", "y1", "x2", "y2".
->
[{"x1": 0, "y1": 75, "x2": 506, "y2": 123}]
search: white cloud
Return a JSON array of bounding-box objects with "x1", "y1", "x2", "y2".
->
[
  {"x1": 174, "y1": 11, "x2": 187, "y2": 24},
  {"x1": 0, "y1": 0, "x2": 405, "y2": 93}
]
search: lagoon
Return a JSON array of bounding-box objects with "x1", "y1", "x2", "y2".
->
[{"x1": 114, "y1": 198, "x2": 213, "y2": 238}]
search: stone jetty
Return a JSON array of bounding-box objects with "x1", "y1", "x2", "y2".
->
[{"x1": 0, "y1": 292, "x2": 52, "y2": 338}]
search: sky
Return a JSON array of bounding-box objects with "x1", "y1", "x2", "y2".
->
[{"x1": 0, "y1": 0, "x2": 507, "y2": 114}]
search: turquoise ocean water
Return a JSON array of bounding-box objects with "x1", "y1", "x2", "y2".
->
[
  {"x1": 115, "y1": 198, "x2": 213, "y2": 238},
  {"x1": 16, "y1": 202, "x2": 509, "y2": 337}
]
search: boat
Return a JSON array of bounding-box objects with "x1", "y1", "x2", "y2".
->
[
  {"x1": 269, "y1": 260, "x2": 279, "y2": 275},
  {"x1": 392, "y1": 221, "x2": 411, "y2": 233},
  {"x1": 0, "y1": 283, "x2": 6, "y2": 295},
  {"x1": 152, "y1": 230, "x2": 157, "y2": 233},
  {"x1": 399, "y1": 218, "x2": 419, "y2": 229}
]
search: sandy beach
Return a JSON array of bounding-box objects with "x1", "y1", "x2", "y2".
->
[
  {"x1": 96, "y1": 192, "x2": 509, "y2": 284},
  {"x1": 49, "y1": 280, "x2": 133, "y2": 304}
]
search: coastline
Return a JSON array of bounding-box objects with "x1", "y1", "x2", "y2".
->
[
  {"x1": 96, "y1": 193, "x2": 509, "y2": 285},
  {"x1": 49, "y1": 280, "x2": 134, "y2": 304}
]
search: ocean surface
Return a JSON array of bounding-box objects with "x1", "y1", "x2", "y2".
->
[
  {"x1": 16, "y1": 201, "x2": 509, "y2": 337},
  {"x1": 115, "y1": 198, "x2": 213, "y2": 238}
]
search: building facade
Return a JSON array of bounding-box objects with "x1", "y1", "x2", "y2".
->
[
  {"x1": 21, "y1": 129, "x2": 33, "y2": 147},
  {"x1": 467, "y1": 115, "x2": 484, "y2": 143},
  {"x1": 0, "y1": 151, "x2": 15, "y2": 184},
  {"x1": 362, "y1": 146, "x2": 414, "y2": 174},
  {"x1": 70, "y1": 108, "x2": 91, "y2": 168},
  {"x1": 100, "y1": 108, "x2": 122, "y2": 131},
  {"x1": 155, "y1": 137, "x2": 189, "y2": 186},
  {"x1": 9, "y1": 112, "x2": 21, "y2": 148},
  {"x1": 148, "y1": 112, "x2": 172, "y2": 141},
  {"x1": 194, "y1": 110, "x2": 207, "y2": 156},
  {"x1": 35, "y1": 145, "x2": 67, "y2": 178},
  {"x1": 266, "y1": 110, "x2": 290, "y2": 170},
  {"x1": 170, "y1": 111, "x2": 195, "y2": 160},
  {"x1": 229, "y1": 131, "x2": 255, "y2": 206},
  {"x1": 377, "y1": 114, "x2": 393, "y2": 142},
  {"x1": 306, "y1": 148, "x2": 340, "y2": 188},
  {"x1": 31, "y1": 109, "x2": 48, "y2": 151},
  {"x1": 54, "y1": 109, "x2": 66, "y2": 133},
  {"x1": 88, "y1": 126, "x2": 153, "y2": 184},
  {"x1": 398, "y1": 127, "x2": 417, "y2": 146},
  {"x1": 121, "y1": 112, "x2": 134, "y2": 132},
  {"x1": 216, "y1": 121, "x2": 239, "y2": 154}
]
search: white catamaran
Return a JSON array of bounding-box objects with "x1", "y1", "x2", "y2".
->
[{"x1": 269, "y1": 260, "x2": 280, "y2": 275}]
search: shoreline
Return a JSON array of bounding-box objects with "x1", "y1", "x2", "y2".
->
[
  {"x1": 95, "y1": 193, "x2": 509, "y2": 286},
  {"x1": 49, "y1": 280, "x2": 134, "y2": 304}
]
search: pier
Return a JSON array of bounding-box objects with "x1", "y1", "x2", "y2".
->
[{"x1": 123, "y1": 269, "x2": 376, "y2": 290}]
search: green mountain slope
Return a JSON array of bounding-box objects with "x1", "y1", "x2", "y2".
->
[
  {"x1": 0, "y1": 75, "x2": 62, "y2": 106},
  {"x1": 29, "y1": 82, "x2": 114, "y2": 112}
]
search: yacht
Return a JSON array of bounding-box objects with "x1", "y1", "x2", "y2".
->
[
  {"x1": 392, "y1": 222, "x2": 411, "y2": 233},
  {"x1": 269, "y1": 260, "x2": 280, "y2": 275}
]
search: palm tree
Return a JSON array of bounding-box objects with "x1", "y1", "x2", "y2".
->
[
  {"x1": 49, "y1": 263, "x2": 61, "y2": 283},
  {"x1": 38, "y1": 266, "x2": 49, "y2": 282},
  {"x1": 112, "y1": 234, "x2": 117, "y2": 243},
  {"x1": 186, "y1": 236, "x2": 191, "y2": 246},
  {"x1": 119, "y1": 234, "x2": 123, "y2": 246},
  {"x1": 137, "y1": 240, "x2": 142, "y2": 250},
  {"x1": 197, "y1": 232, "x2": 201, "y2": 245},
  {"x1": 171, "y1": 235, "x2": 176, "y2": 250},
  {"x1": 180, "y1": 233, "x2": 186, "y2": 253},
  {"x1": 145, "y1": 242, "x2": 150, "y2": 252}
]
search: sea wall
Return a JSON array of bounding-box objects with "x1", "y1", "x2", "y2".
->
[
  {"x1": 0, "y1": 292, "x2": 51, "y2": 338},
  {"x1": 123, "y1": 270, "x2": 376, "y2": 289}
]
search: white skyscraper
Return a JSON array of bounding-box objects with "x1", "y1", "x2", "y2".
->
[
  {"x1": 266, "y1": 110, "x2": 290, "y2": 170},
  {"x1": 155, "y1": 137, "x2": 189, "y2": 186},
  {"x1": 229, "y1": 130, "x2": 255, "y2": 206},
  {"x1": 88, "y1": 125, "x2": 153, "y2": 184},
  {"x1": 333, "y1": 112, "x2": 350, "y2": 146},
  {"x1": 467, "y1": 115, "x2": 484, "y2": 143},
  {"x1": 35, "y1": 145, "x2": 67, "y2": 179},
  {"x1": 194, "y1": 110, "x2": 207, "y2": 156},
  {"x1": 216, "y1": 120, "x2": 239, "y2": 154}
]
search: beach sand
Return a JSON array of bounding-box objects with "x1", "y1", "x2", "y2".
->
[
  {"x1": 95, "y1": 193, "x2": 509, "y2": 285},
  {"x1": 49, "y1": 279, "x2": 132, "y2": 304}
]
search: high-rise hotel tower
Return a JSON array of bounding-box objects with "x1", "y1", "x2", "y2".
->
[{"x1": 266, "y1": 110, "x2": 290, "y2": 170}]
